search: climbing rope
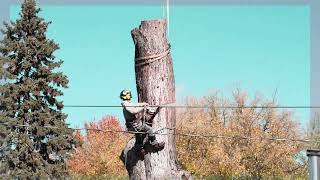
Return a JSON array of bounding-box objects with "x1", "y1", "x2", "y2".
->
[
  {"x1": 135, "y1": 46, "x2": 171, "y2": 67},
  {"x1": 166, "y1": 0, "x2": 170, "y2": 37},
  {"x1": 134, "y1": 0, "x2": 171, "y2": 67},
  {"x1": 161, "y1": 0, "x2": 170, "y2": 37}
]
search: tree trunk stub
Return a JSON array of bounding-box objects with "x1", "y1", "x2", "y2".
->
[{"x1": 120, "y1": 19, "x2": 192, "y2": 180}]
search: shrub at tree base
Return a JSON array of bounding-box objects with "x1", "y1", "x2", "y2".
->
[
  {"x1": 68, "y1": 116, "x2": 129, "y2": 178},
  {"x1": 176, "y1": 90, "x2": 308, "y2": 179}
]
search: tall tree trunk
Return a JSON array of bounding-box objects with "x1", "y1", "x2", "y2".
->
[{"x1": 120, "y1": 19, "x2": 192, "y2": 180}]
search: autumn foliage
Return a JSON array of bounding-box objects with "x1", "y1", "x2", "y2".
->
[
  {"x1": 176, "y1": 90, "x2": 307, "y2": 178},
  {"x1": 67, "y1": 91, "x2": 308, "y2": 179},
  {"x1": 68, "y1": 116, "x2": 129, "y2": 178}
]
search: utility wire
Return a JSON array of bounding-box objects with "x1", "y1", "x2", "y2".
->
[
  {"x1": 62, "y1": 105, "x2": 320, "y2": 109},
  {"x1": 1, "y1": 122, "x2": 319, "y2": 144},
  {"x1": 2, "y1": 105, "x2": 319, "y2": 109}
]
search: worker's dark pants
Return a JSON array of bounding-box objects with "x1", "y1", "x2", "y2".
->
[{"x1": 131, "y1": 123, "x2": 158, "y2": 146}]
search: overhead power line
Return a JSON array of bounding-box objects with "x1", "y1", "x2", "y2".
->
[
  {"x1": 2, "y1": 104, "x2": 320, "y2": 109},
  {"x1": 0, "y1": 122, "x2": 318, "y2": 144},
  {"x1": 63, "y1": 105, "x2": 320, "y2": 109}
]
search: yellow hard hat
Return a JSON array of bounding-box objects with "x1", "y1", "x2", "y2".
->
[{"x1": 120, "y1": 89, "x2": 132, "y2": 100}]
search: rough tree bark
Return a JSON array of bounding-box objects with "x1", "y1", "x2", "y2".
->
[{"x1": 120, "y1": 19, "x2": 192, "y2": 180}]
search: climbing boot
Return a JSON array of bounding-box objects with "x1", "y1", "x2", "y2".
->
[
  {"x1": 152, "y1": 142, "x2": 165, "y2": 151},
  {"x1": 139, "y1": 148, "x2": 147, "y2": 157}
]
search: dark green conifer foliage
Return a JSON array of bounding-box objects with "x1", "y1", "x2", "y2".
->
[{"x1": 0, "y1": 0, "x2": 75, "y2": 179}]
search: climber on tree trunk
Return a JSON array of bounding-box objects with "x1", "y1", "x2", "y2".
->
[{"x1": 120, "y1": 89, "x2": 165, "y2": 155}]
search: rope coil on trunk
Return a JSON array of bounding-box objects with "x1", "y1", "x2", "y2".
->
[{"x1": 135, "y1": 45, "x2": 171, "y2": 67}]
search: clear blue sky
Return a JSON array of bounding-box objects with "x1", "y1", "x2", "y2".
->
[{"x1": 11, "y1": 5, "x2": 310, "y2": 128}]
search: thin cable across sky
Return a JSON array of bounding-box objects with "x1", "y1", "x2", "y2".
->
[
  {"x1": 0, "y1": 122, "x2": 318, "y2": 144},
  {"x1": 62, "y1": 105, "x2": 320, "y2": 109}
]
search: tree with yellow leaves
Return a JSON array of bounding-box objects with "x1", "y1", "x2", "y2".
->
[{"x1": 176, "y1": 90, "x2": 307, "y2": 179}]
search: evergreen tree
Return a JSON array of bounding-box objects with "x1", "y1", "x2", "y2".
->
[{"x1": 0, "y1": 0, "x2": 75, "y2": 178}]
